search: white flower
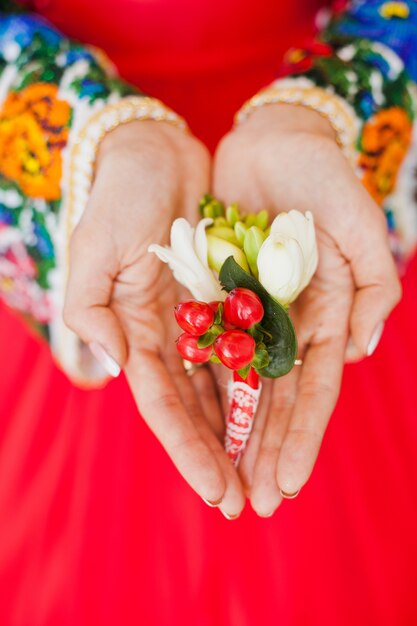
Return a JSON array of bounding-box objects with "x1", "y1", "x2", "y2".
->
[
  {"x1": 3, "y1": 189, "x2": 22, "y2": 208},
  {"x1": 148, "y1": 217, "x2": 225, "y2": 302},
  {"x1": 3, "y1": 41, "x2": 20, "y2": 63},
  {"x1": 257, "y1": 210, "x2": 318, "y2": 305}
]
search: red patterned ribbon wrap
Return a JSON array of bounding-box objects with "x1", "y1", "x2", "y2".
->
[{"x1": 225, "y1": 370, "x2": 261, "y2": 466}]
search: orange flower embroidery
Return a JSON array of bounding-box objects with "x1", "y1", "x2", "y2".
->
[
  {"x1": 359, "y1": 107, "x2": 412, "y2": 205},
  {"x1": 0, "y1": 83, "x2": 71, "y2": 200}
]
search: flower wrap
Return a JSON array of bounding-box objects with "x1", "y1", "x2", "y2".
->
[{"x1": 225, "y1": 373, "x2": 261, "y2": 466}]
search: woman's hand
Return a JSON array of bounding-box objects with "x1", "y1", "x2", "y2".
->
[
  {"x1": 213, "y1": 104, "x2": 402, "y2": 516},
  {"x1": 63, "y1": 121, "x2": 246, "y2": 517}
]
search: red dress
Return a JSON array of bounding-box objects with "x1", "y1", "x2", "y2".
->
[{"x1": 1, "y1": 1, "x2": 417, "y2": 624}]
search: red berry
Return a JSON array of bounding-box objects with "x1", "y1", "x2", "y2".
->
[
  {"x1": 223, "y1": 288, "x2": 264, "y2": 330},
  {"x1": 233, "y1": 367, "x2": 260, "y2": 389},
  {"x1": 213, "y1": 330, "x2": 256, "y2": 370},
  {"x1": 174, "y1": 301, "x2": 215, "y2": 336},
  {"x1": 208, "y1": 301, "x2": 221, "y2": 313},
  {"x1": 176, "y1": 333, "x2": 212, "y2": 363}
]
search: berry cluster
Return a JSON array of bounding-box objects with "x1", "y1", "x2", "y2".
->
[{"x1": 175, "y1": 288, "x2": 267, "y2": 375}]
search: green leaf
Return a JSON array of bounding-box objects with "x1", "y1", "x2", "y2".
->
[
  {"x1": 197, "y1": 325, "x2": 223, "y2": 348},
  {"x1": 247, "y1": 325, "x2": 264, "y2": 343},
  {"x1": 210, "y1": 354, "x2": 221, "y2": 365},
  {"x1": 252, "y1": 342, "x2": 270, "y2": 370},
  {"x1": 219, "y1": 257, "x2": 297, "y2": 378},
  {"x1": 257, "y1": 325, "x2": 273, "y2": 341},
  {"x1": 237, "y1": 364, "x2": 251, "y2": 380},
  {"x1": 214, "y1": 303, "x2": 223, "y2": 326}
]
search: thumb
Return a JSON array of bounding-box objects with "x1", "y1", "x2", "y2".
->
[
  {"x1": 63, "y1": 221, "x2": 128, "y2": 377},
  {"x1": 346, "y1": 209, "x2": 402, "y2": 358}
]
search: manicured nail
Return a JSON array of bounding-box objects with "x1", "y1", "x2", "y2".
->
[
  {"x1": 279, "y1": 488, "x2": 300, "y2": 500},
  {"x1": 219, "y1": 508, "x2": 240, "y2": 520},
  {"x1": 367, "y1": 321, "x2": 384, "y2": 356},
  {"x1": 202, "y1": 496, "x2": 223, "y2": 508},
  {"x1": 89, "y1": 342, "x2": 121, "y2": 377}
]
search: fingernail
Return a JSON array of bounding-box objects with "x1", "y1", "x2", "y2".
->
[
  {"x1": 89, "y1": 342, "x2": 121, "y2": 377},
  {"x1": 219, "y1": 508, "x2": 240, "y2": 520},
  {"x1": 346, "y1": 336, "x2": 355, "y2": 352},
  {"x1": 279, "y1": 488, "x2": 300, "y2": 500},
  {"x1": 367, "y1": 321, "x2": 384, "y2": 356},
  {"x1": 202, "y1": 496, "x2": 223, "y2": 508}
]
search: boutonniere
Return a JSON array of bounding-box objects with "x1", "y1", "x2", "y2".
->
[{"x1": 149, "y1": 195, "x2": 318, "y2": 466}]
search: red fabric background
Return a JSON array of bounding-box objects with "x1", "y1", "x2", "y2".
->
[{"x1": 1, "y1": 1, "x2": 417, "y2": 624}]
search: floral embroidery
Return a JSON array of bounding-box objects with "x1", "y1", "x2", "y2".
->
[
  {"x1": 0, "y1": 12, "x2": 139, "y2": 338},
  {"x1": 359, "y1": 107, "x2": 412, "y2": 204},
  {"x1": 0, "y1": 223, "x2": 52, "y2": 335},
  {"x1": 0, "y1": 83, "x2": 70, "y2": 200},
  {"x1": 275, "y1": 0, "x2": 417, "y2": 254},
  {"x1": 326, "y1": 0, "x2": 417, "y2": 81},
  {"x1": 278, "y1": 41, "x2": 334, "y2": 77}
]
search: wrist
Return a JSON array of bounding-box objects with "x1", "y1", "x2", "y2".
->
[
  {"x1": 235, "y1": 103, "x2": 338, "y2": 142},
  {"x1": 97, "y1": 119, "x2": 185, "y2": 166}
]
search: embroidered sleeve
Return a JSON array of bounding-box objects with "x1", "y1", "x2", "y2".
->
[
  {"x1": 0, "y1": 12, "x2": 143, "y2": 381},
  {"x1": 272, "y1": 0, "x2": 417, "y2": 260}
]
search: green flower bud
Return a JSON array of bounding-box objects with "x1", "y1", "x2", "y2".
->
[
  {"x1": 214, "y1": 217, "x2": 228, "y2": 227},
  {"x1": 226, "y1": 203, "x2": 240, "y2": 227},
  {"x1": 243, "y1": 226, "x2": 265, "y2": 278},
  {"x1": 245, "y1": 213, "x2": 256, "y2": 227},
  {"x1": 255, "y1": 209, "x2": 269, "y2": 231},
  {"x1": 199, "y1": 193, "x2": 213, "y2": 217},
  {"x1": 211, "y1": 199, "x2": 225, "y2": 218},
  {"x1": 206, "y1": 226, "x2": 240, "y2": 246},
  {"x1": 200, "y1": 195, "x2": 225, "y2": 219},
  {"x1": 207, "y1": 235, "x2": 250, "y2": 273},
  {"x1": 234, "y1": 221, "x2": 248, "y2": 246},
  {"x1": 203, "y1": 204, "x2": 215, "y2": 219}
]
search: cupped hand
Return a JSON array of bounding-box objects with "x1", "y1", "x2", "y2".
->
[
  {"x1": 213, "y1": 104, "x2": 402, "y2": 516},
  {"x1": 63, "y1": 120, "x2": 246, "y2": 517}
]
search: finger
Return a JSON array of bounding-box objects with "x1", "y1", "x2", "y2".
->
[
  {"x1": 277, "y1": 331, "x2": 347, "y2": 495},
  {"x1": 189, "y1": 366, "x2": 225, "y2": 441},
  {"x1": 249, "y1": 368, "x2": 300, "y2": 517},
  {"x1": 164, "y1": 346, "x2": 246, "y2": 518},
  {"x1": 124, "y1": 347, "x2": 226, "y2": 504},
  {"x1": 212, "y1": 365, "x2": 231, "y2": 419},
  {"x1": 345, "y1": 336, "x2": 365, "y2": 363},
  {"x1": 63, "y1": 220, "x2": 127, "y2": 375},
  {"x1": 170, "y1": 361, "x2": 246, "y2": 518},
  {"x1": 343, "y1": 203, "x2": 402, "y2": 357}
]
